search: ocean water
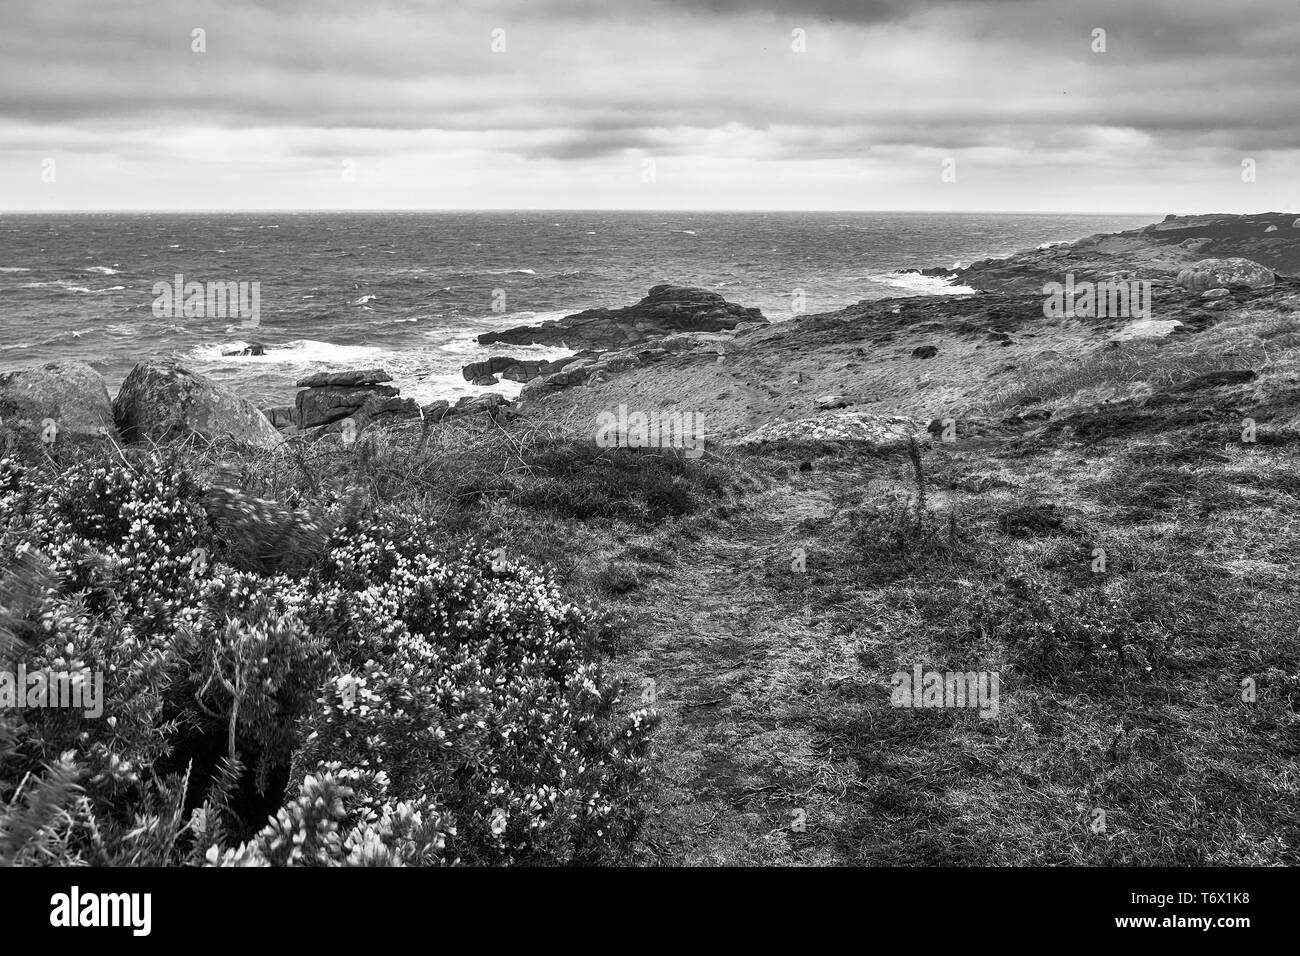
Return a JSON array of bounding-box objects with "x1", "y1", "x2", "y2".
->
[{"x1": 0, "y1": 211, "x2": 1152, "y2": 408}]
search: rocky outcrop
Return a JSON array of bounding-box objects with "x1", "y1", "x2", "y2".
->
[
  {"x1": 949, "y1": 212, "x2": 1299, "y2": 294},
  {"x1": 462, "y1": 355, "x2": 577, "y2": 385},
  {"x1": 478, "y1": 284, "x2": 766, "y2": 350},
  {"x1": 113, "y1": 360, "x2": 283, "y2": 449},
  {"x1": 416, "y1": 393, "x2": 514, "y2": 422},
  {"x1": 516, "y1": 344, "x2": 684, "y2": 402},
  {"x1": 296, "y1": 385, "x2": 399, "y2": 428},
  {"x1": 291, "y1": 369, "x2": 437, "y2": 439},
  {"x1": 501, "y1": 359, "x2": 563, "y2": 383},
  {"x1": 1176, "y1": 258, "x2": 1275, "y2": 292},
  {"x1": 294, "y1": 368, "x2": 400, "y2": 429},
  {"x1": 0, "y1": 361, "x2": 116, "y2": 444}
]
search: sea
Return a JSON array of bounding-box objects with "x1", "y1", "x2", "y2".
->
[{"x1": 0, "y1": 211, "x2": 1153, "y2": 408}]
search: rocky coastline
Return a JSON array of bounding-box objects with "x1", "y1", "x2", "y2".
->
[
  {"x1": 5, "y1": 211, "x2": 1300, "y2": 869},
  {"x1": 3, "y1": 213, "x2": 1297, "y2": 456}
]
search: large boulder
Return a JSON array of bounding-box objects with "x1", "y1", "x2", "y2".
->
[
  {"x1": 477, "y1": 285, "x2": 767, "y2": 350},
  {"x1": 295, "y1": 384, "x2": 399, "y2": 428},
  {"x1": 461, "y1": 356, "x2": 521, "y2": 382},
  {"x1": 0, "y1": 361, "x2": 116, "y2": 444},
  {"x1": 1175, "y1": 257, "x2": 1276, "y2": 293},
  {"x1": 113, "y1": 360, "x2": 283, "y2": 449}
]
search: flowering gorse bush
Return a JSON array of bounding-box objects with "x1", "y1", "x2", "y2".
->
[
  {"x1": 205, "y1": 770, "x2": 452, "y2": 867},
  {"x1": 0, "y1": 452, "x2": 655, "y2": 866},
  {"x1": 293, "y1": 521, "x2": 657, "y2": 863}
]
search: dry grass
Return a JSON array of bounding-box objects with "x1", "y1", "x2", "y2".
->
[{"x1": 987, "y1": 312, "x2": 1300, "y2": 413}]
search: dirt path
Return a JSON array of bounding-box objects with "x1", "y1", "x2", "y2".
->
[{"x1": 619, "y1": 473, "x2": 868, "y2": 865}]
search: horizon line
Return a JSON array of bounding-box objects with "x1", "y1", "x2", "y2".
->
[{"x1": 0, "y1": 207, "x2": 1174, "y2": 216}]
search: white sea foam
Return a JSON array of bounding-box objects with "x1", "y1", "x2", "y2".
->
[
  {"x1": 872, "y1": 272, "x2": 976, "y2": 296},
  {"x1": 85, "y1": 266, "x2": 121, "y2": 275},
  {"x1": 0, "y1": 267, "x2": 33, "y2": 273},
  {"x1": 354, "y1": 294, "x2": 377, "y2": 305},
  {"x1": 191, "y1": 339, "x2": 387, "y2": 365},
  {"x1": 435, "y1": 336, "x2": 573, "y2": 361},
  {"x1": 401, "y1": 372, "x2": 524, "y2": 405},
  {"x1": 186, "y1": 337, "x2": 528, "y2": 405}
]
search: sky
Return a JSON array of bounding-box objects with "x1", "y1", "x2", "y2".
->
[{"x1": 1, "y1": 0, "x2": 1297, "y2": 212}]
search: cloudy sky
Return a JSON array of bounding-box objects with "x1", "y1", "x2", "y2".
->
[{"x1": 1, "y1": 0, "x2": 1296, "y2": 212}]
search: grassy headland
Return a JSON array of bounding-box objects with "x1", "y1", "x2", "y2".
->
[{"x1": 3, "y1": 214, "x2": 1298, "y2": 865}]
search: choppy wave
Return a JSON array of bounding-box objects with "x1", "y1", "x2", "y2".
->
[
  {"x1": 85, "y1": 266, "x2": 121, "y2": 275},
  {"x1": 23, "y1": 280, "x2": 95, "y2": 294},
  {"x1": 449, "y1": 268, "x2": 537, "y2": 278}
]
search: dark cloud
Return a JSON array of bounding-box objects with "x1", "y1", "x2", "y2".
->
[
  {"x1": 0, "y1": 0, "x2": 1296, "y2": 209},
  {"x1": 654, "y1": 0, "x2": 1029, "y2": 24}
]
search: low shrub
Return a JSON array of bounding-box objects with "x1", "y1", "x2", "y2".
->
[
  {"x1": 0, "y1": 450, "x2": 655, "y2": 866},
  {"x1": 514, "y1": 441, "x2": 726, "y2": 525}
]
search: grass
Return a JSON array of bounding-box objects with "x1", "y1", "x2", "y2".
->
[
  {"x1": 987, "y1": 311, "x2": 1300, "y2": 413},
  {"x1": 8, "y1": 296, "x2": 1298, "y2": 865},
  {"x1": 717, "y1": 433, "x2": 1299, "y2": 864},
  {"x1": 543, "y1": 339, "x2": 1299, "y2": 864}
]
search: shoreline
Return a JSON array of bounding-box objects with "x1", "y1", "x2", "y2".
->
[{"x1": 4, "y1": 211, "x2": 1298, "y2": 447}]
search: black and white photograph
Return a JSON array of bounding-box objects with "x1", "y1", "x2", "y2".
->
[{"x1": 0, "y1": 0, "x2": 1293, "y2": 931}]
